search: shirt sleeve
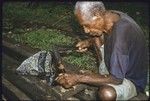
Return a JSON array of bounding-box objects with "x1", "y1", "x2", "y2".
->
[{"x1": 109, "y1": 21, "x2": 130, "y2": 79}]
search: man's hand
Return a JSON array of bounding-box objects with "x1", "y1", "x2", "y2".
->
[
  {"x1": 76, "y1": 39, "x2": 93, "y2": 52},
  {"x1": 55, "y1": 73, "x2": 79, "y2": 89}
]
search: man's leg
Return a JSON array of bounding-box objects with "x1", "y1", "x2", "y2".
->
[
  {"x1": 107, "y1": 78, "x2": 137, "y2": 100},
  {"x1": 98, "y1": 45, "x2": 137, "y2": 100},
  {"x1": 98, "y1": 85, "x2": 117, "y2": 101},
  {"x1": 98, "y1": 79, "x2": 137, "y2": 100}
]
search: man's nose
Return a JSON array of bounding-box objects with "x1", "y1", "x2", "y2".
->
[{"x1": 84, "y1": 28, "x2": 90, "y2": 33}]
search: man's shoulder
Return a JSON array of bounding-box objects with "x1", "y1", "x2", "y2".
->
[
  {"x1": 116, "y1": 18, "x2": 131, "y2": 28},
  {"x1": 112, "y1": 10, "x2": 141, "y2": 31},
  {"x1": 114, "y1": 18, "x2": 132, "y2": 36},
  {"x1": 111, "y1": 10, "x2": 137, "y2": 26}
]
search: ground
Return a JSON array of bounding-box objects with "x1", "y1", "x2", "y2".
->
[{"x1": 2, "y1": 1, "x2": 149, "y2": 94}]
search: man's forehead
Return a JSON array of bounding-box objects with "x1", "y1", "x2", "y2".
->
[
  {"x1": 76, "y1": 10, "x2": 93, "y2": 25},
  {"x1": 77, "y1": 17, "x2": 92, "y2": 26}
]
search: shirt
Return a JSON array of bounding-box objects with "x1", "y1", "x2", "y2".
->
[{"x1": 104, "y1": 11, "x2": 148, "y2": 92}]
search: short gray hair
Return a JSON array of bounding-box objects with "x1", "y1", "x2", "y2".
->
[{"x1": 74, "y1": 1, "x2": 105, "y2": 21}]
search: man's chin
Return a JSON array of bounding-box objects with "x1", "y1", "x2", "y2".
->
[
  {"x1": 87, "y1": 32, "x2": 103, "y2": 37},
  {"x1": 91, "y1": 33, "x2": 103, "y2": 37}
]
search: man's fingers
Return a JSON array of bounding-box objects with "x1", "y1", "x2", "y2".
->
[
  {"x1": 79, "y1": 44, "x2": 87, "y2": 49},
  {"x1": 55, "y1": 73, "x2": 65, "y2": 81},
  {"x1": 76, "y1": 42, "x2": 81, "y2": 47},
  {"x1": 76, "y1": 48, "x2": 87, "y2": 52},
  {"x1": 59, "y1": 78, "x2": 66, "y2": 85},
  {"x1": 55, "y1": 73, "x2": 69, "y2": 82},
  {"x1": 64, "y1": 84, "x2": 72, "y2": 89},
  {"x1": 76, "y1": 42, "x2": 86, "y2": 48},
  {"x1": 56, "y1": 76, "x2": 65, "y2": 85},
  {"x1": 55, "y1": 73, "x2": 63, "y2": 81}
]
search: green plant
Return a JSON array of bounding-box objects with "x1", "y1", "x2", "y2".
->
[
  {"x1": 63, "y1": 52, "x2": 97, "y2": 72},
  {"x1": 22, "y1": 29, "x2": 75, "y2": 50}
]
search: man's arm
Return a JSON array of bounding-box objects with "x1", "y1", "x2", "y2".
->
[
  {"x1": 77, "y1": 73, "x2": 123, "y2": 86},
  {"x1": 76, "y1": 38, "x2": 94, "y2": 50},
  {"x1": 56, "y1": 73, "x2": 123, "y2": 88},
  {"x1": 76, "y1": 36, "x2": 103, "y2": 52}
]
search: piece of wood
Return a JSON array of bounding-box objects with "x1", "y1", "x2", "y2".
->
[
  {"x1": 2, "y1": 77, "x2": 31, "y2": 100},
  {"x1": 51, "y1": 84, "x2": 88, "y2": 100}
]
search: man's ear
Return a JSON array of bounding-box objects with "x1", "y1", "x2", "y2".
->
[
  {"x1": 107, "y1": 22, "x2": 113, "y2": 27},
  {"x1": 92, "y1": 16, "x2": 105, "y2": 27},
  {"x1": 106, "y1": 22, "x2": 113, "y2": 31}
]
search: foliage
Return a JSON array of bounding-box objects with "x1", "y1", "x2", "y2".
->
[
  {"x1": 8, "y1": 28, "x2": 97, "y2": 71},
  {"x1": 10, "y1": 29, "x2": 75, "y2": 50},
  {"x1": 3, "y1": 2, "x2": 149, "y2": 73},
  {"x1": 3, "y1": 2, "x2": 74, "y2": 29},
  {"x1": 63, "y1": 52, "x2": 97, "y2": 72}
]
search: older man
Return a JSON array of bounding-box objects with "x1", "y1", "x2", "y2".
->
[{"x1": 56, "y1": 1, "x2": 148, "y2": 100}]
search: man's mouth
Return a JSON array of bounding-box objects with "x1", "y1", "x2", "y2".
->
[{"x1": 89, "y1": 32, "x2": 103, "y2": 37}]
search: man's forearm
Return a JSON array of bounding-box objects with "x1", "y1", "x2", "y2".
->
[
  {"x1": 77, "y1": 74, "x2": 122, "y2": 86},
  {"x1": 81, "y1": 37, "x2": 102, "y2": 48},
  {"x1": 86, "y1": 38, "x2": 95, "y2": 46},
  {"x1": 88, "y1": 37, "x2": 103, "y2": 45}
]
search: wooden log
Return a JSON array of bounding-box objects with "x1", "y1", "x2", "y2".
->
[
  {"x1": 51, "y1": 84, "x2": 88, "y2": 100},
  {"x1": 2, "y1": 77, "x2": 31, "y2": 100},
  {"x1": 2, "y1": 53, "x2": 56, "y2": 100}
]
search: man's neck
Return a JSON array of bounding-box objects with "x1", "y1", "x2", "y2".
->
[{"x1": 103, "y1": 11, "x2": 120, "y2": 34}]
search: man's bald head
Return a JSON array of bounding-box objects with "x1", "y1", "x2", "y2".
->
[{"x1": 74, "y1": 1, "x2": 105, "y2": 22}]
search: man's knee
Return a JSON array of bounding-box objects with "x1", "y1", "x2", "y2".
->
[{"x1": 98, "y1": 85, "x2": 117, "y2": 101}]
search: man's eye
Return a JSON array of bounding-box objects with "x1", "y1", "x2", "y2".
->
[
  {"x1": 83, "y1": 26, "x2": 87, "y2": 29},
  {"x1": 83, "y1": 25, "x2": 89, "y2": 28},
  {"x1": 83, "y1": 25, "x2": 86, "y2": 28}
]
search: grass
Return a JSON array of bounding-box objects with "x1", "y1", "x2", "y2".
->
[
  {"x1": 2, "y1": 1, "x2": 149, "y2": 95},
  {"x1": 3, "y1": 2, "x2": 149, "y2": 37},
  {"x1": 3, "y1": 2, "x2": 149, "y2": 36},
  {"x1": 3, "y1": 2, "x2": 74, "y2": 30},
  {"x1": 63, "y1": 52, "x2": 97, "y2": 72},
  {"x1": 2, "y1": 2, "x2": 98, "y2": 71},
  {"x1": 7, "y1": 28, "x2": 97, "y2": 71},
  {"x1": 3, "y1": 2, "x2": 149, "y2": 72},
  {"x1": 9, "y1": 29, "x2": 75, "y2": 50}
]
